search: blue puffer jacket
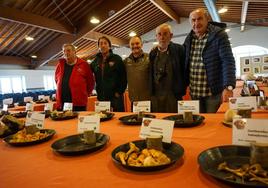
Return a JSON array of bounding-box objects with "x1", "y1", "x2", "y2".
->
[{"x1": 184, "y1": 22, "x2": 236, "y2": 95}]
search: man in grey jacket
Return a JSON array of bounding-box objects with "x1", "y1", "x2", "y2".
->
[
  {"x1": 184, "y1": 8, "x2": 236, "y2": 113},
  {"x1": 124, "y1": 36, "x2": 151, "y2": 103}
]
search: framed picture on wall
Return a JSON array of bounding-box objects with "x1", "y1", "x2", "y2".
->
[
  {"x1": 252, "y1": 57, "x2": 261, "y2": 63},
  {"x1": 242, "y1": 67, "x2": 251, "y2": 74},
  {"x1": 263, "y1": 56, "x2": 268, "y2": 63},
  {"x1": 262, "y1": 65, "x2": 268, "y2": 72},
  {"x1": 253, "y1": 67, "x2": 260, "y2": 74},
  {"x1": 243, "y1": 58, "x2": 250, "y2": 66}
]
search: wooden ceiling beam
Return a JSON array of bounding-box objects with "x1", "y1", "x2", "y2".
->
[
  {"x1": 83, "y1": 31, "x2": 128, "y2": 47},
  {"x1": 150, "y1": 0, "x2": 180, "y2": 23},
  {"x1": 34, "y1": 0, "x2": 136, "y2": 68},
  {"x1": 0, "y1": 55, "x2": 31, "y2": 66},
  {"x1": 0, "y1": 6, "x2": 74, "y2": 34}
]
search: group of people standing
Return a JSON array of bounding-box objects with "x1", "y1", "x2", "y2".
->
[{"x1": 55, "y1": 8, "x2": 236, "y2": 113}]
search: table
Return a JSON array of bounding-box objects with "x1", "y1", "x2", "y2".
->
[
  {"x1": 1, "y1": 112, "x2": 267, "y2": 188},
  {"x1": 8, "y1": 102, "x2": 56, "y2": 111},
  {"x1": 217, "y1": 102, "x2": 268, "y2": 113}
]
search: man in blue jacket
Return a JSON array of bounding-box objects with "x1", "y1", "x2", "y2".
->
[{"x1": 184, "y1": 8, "x2": 236, "y2": 113}]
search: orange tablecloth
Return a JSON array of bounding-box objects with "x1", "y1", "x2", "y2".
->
[
  {"x1": 1, "y1": 113, "x2": 267, "y2": 188},
  {"x1": 217, "y1": 102, "x2": 268, "y2": 113}
]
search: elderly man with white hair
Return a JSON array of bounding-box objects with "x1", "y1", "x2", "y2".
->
[{"x1": 149, "y1": 23, "x2": 186, "y2": 113}]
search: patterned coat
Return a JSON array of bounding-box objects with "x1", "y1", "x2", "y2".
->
[{"x1": 184, "y1": 22, "x2": 236, "y2": 95}]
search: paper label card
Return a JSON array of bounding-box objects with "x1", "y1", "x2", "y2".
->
[
  {"x1": 24, "y1": 97, "x2": 33, "y2": 102},
  {"x1": 177, "y1": 100, "x2": 199, "y2": 114},
  {"x1": 3, "y1": 104, "x2": 8, "y2": 111},
  {"x1": 77, "y1": 115, "x2": 100, "y2": 133},
  {"x1": 25, "y1": 112, "x2": 45, "y2": 129},
  {"x1": 95, "y1": 101, "x2": 110, "y2": 112},
  {"x1": 232, "y1": 117, "x2": 268, "y2": 145},
  {"x1": 26, "y1": 103, "x2": 34, "y2": 111},
  {"x1": 63, "y1": 103, "x2": 73, "y2": 111},
  {"x1": 139, "y1": 118, "x2": 174, "y2": 143},
  {"x1": 38, "y1": 95, "x2": 45, "y2": 100},
  {"x1": 52, "y1": 94, "x2": 56, "y2": 98},
  {"x1": 44, "y1": 103, "x2": 53, "y2": 111},
  {"x1": 3, "y1": 98, "x2": 13, "y2": 105},
  {"x1": 229, "y1": 96, "x2": 257, "y2": 111},
  {"x1": 133, "y1": 101, "x2": 151, "y2": 113}
]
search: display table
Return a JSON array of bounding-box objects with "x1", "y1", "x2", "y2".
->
[
  {"x1": 217, "y1": 102, "x2": 268, "y2": 113},
  {"x1": 1, "y1": 112, "x2": 267, "y2": 188}
]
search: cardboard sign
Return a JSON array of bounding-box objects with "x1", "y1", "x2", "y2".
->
[
  {"x1": 232, "y1": 117, "x2": 268, "y2": 145},
  {"x1": 25, "y1": 112, "x2": 45, "y2": 129},
  {"x1": 133, "y1": 101, "x2": 151, "y2": 113},
  {"x1": 77, "y1": 115, "x2": 100, "y2": 133},
  {"x1": 177, "y1": 100, "x2": 199, "y2": 114},
  {"x1": 139, "y1": 118, "x2": 174, "y2": 143},
  {"x1": 95, "y1": 101, "x2": 110, "y2": 112},
  {"x1": 229, "y1": 97, "x2": 257, "y2": 111}
]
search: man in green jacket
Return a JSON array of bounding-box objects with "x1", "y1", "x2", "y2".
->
[{"x1": 91, "y1": 36, "x2": 127, "y2": 112}]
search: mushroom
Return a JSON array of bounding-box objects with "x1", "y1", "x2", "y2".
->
[
  {"x1": 125, "y1": 142, "x2": 140, "y2": 158},
  {"x1": 115, "y1": 151, "x2": 127, "y2": 165},
  {"x1": 218, "y1": 162, "x2": 246, "y2": 178}
]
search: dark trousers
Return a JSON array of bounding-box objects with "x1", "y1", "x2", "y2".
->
[
  {"x1": 191, "y1": 93, "x2": 222, "y2": 113},
  {"x1": 111, "y1": 95, "x2": 125, "y2": 112}
]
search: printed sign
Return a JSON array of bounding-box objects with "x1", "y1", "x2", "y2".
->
[
  {"x1": 229, "y1": 96, "x2": 257, "y2": 111},
  {"x1": 63, "y1": 103, "x2": 73, "y2": 111},
  {"x1": 3, "y1": 98, "x2": 13, "y2": 105},
  {"x1": 26, "y1": 103, "x2": 34, "y2": 111},
  {"x1": 139, "y1": 118, "x2": 174, "y2": 143},
  {"x1": 95, "y1": 101, "x2": 110, "y2": 112},
  {"x1": 177, "y1": 100, "x2": 199, "y2": 114},
  {"x1": 232, "y1": 117, "x2": 268, "y2": 145},
  {"x1": 25, "y1": 112, "x2": 45, "y2": 129},
  {"x1": 77, "y1": 115, "x2": 100, "y2": 133},
  {"x1": 133, "y1": 101, "x2": 151, "y2": 113},
  {"x1": 24, "y1": 97, "x2": 33, "y2": 103}
]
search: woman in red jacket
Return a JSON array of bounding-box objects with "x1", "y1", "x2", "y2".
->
[{"x1": 55, "y1": 44, "x2": 94, "y2": 111}]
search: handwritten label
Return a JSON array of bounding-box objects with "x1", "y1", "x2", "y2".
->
[
  {"x1": 139, "y1": 118, "x2": 174, "y2": 143},
  {"x1": 133, "y1": 101, "x2": 151, "y2": 113}
]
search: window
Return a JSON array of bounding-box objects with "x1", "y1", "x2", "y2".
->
[
  {"x1": 43, "y1": 75, "x2": 56, "y2": 90},
  {"x1": 0, "y1": 76, "x2": 26, "y2": 94}
]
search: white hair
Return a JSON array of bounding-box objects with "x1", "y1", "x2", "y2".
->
[{"x1": 156, "y1": 23, "x2": 173, "y2": 34}]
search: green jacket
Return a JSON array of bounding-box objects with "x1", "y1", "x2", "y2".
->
[{"x1": 91, "y1": 51, "x2": 127, "y2": 101}]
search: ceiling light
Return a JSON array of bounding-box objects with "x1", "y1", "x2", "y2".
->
[
  {"x1": 129, "y1": 31, "x2": 137, "y2": 37},
  {"x1": 31, "y1": 55, "x2": 37, "y2": 58},
  {"x1": 218, "y1": 7, "x2": 228, "y2": 14},
  {"x1": 90, "y1": 17, "x2": 100, "y2": 24},
  {"x1": 87, "y1": 59, "x2": 92, "y2": 63},
  {"x1": 225, "y1": 28, "x2": 230, "y2": 32},
  {"x1": 153, "y1": 41, "x2": 159, "y2": 45},
  {"x1": 25, "y1": 36, "x2": 34, "y2": 41},
  {"x1": 228, "y1": 38, "x2": 232, "y2": 40}
]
